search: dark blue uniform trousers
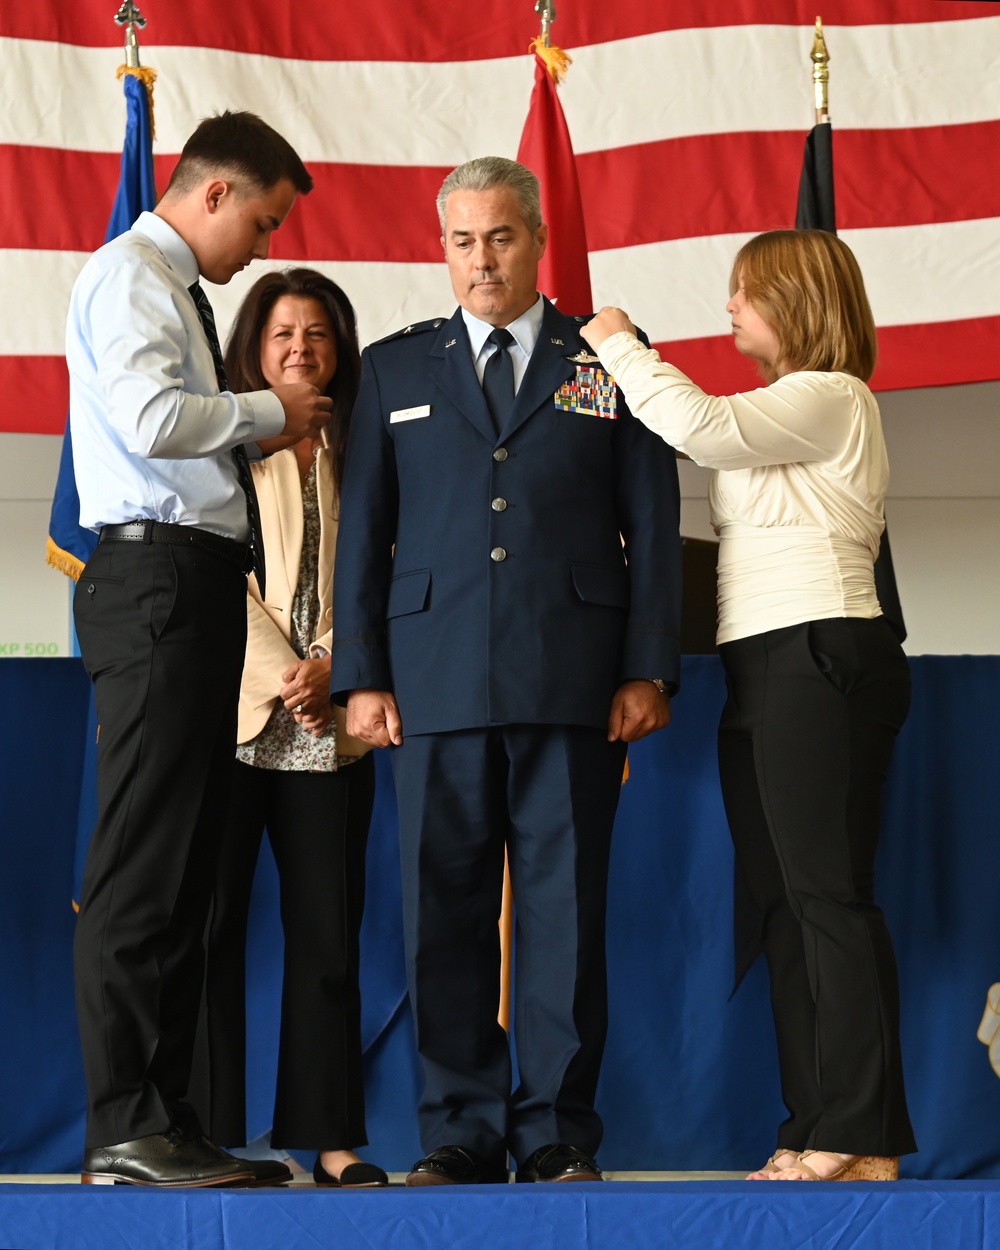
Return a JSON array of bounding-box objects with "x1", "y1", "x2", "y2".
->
[{"x1": 391, "y1": 724, "x2": 628, "y2": 1170}]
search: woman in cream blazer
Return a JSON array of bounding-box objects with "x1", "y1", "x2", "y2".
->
[{"x1": 204, "y1": 269, "x2": 385, "y2": 1189}]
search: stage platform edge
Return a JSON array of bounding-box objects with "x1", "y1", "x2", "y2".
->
[{"x1": 2, "y1": 1177, "x2": 999, "y2": 1250}]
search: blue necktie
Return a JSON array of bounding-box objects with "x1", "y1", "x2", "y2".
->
[
  {"x1": 189, "y1": 281, "x2": 266, "y2": 595},
  {"x1": 482, "y1": 327, "x2": 515, "y2": 434}
]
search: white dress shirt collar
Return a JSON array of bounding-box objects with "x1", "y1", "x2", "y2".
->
[{"x1": 132, "y1": 211, "x2": 200, "y2": 289}]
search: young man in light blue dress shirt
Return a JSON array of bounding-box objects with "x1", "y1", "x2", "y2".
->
[{"x1": 67, "y1": 110, "x2": 330, "y2": 1188}]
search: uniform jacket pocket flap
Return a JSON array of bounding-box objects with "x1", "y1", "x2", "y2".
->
[
  {"x1": 571, "y1": 562, "x2": 629, "y2": 609},
  {"x1": 386, "y1": 568, "x2": 431, "y2": 618}
]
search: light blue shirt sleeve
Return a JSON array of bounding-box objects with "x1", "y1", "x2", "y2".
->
[{"x1": 67, "y1": 214, "x2": 285, "y2": 539}]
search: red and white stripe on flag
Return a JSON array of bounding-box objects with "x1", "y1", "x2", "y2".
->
[{"x1": 2, "y1": 0, "x2": 998, "y2": 434}]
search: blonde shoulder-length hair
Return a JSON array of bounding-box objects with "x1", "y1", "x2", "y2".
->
[{"x1": 730, "y1": 229, "x2": 877, "y2": 383}]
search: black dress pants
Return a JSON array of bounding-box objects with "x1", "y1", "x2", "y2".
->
[
  {"x1": 204, "y1": 754, "x2": 375, "y2": 1150},
  {"x1": 73, "y1": 539, "x2": 248, "y2": 1149},
  {"x1": 718, "y1": 617, "x2": 916, "y2": 1156}
]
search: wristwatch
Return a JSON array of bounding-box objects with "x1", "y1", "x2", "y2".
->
[{"x1": 648, "y1": 679, "x2": 667, "y2": 694}]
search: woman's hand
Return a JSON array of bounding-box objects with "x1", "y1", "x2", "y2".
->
[
  {"x1": 581, "y1": 307, "x2": 638, "y2": 354},
  {"x1": 281, "y1": 655, "x2": 332, "y2": 718}
]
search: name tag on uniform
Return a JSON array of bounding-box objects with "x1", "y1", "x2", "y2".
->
[
  {"x1": 554, "y1": 366, "x2": 618, "y2": 420},
  {"x1": 390, "y1": 404, "x2": 431, "y2": 423}
]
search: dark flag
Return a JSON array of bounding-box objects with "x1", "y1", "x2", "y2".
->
[
  {"x1": 796, "y1": 121, "x2": 836, "y2": 233},
  {"x1": 796, "y1": 120, "x2": 907, "y2": 643}
]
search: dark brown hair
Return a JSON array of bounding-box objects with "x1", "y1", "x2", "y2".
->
[
  {"x1": 224, "y1": 268, "x2": 360, "y2": 490},
  {"x1": 730, "y1": 229, "x2": 878, "y2": 383},
  {"x1": 166, "y1": 110, "x2": 313, "y2": 198}
]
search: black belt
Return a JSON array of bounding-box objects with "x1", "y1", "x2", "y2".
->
[{"x1": 98, "y1": 521, "x2": 252, "y2": 573}]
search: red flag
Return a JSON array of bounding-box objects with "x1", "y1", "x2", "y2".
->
[{"x1": 516, "y1": 46, "x2": 592, "y2": 313}]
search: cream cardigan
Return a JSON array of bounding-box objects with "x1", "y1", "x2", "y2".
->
[{"x1": 238, "y1": 445, "x2": 369, "y2": 757}]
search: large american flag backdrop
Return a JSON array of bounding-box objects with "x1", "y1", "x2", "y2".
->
[{"x1": 1, "y1": 0, "x2": 998, "y2": 437}]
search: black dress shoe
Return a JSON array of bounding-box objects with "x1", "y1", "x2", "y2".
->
[
  {"x1": 231, "y1": 1156, "x2": 294, "y2": 1187},
  {"x1": 313, "y1": 1157, "x2": 388, "y2": 1187},
  {"x1": 515, "y1": 1144, "x2": 603, "y2": 1183},
  {"x1": 81, "y1": 1129, "x2": 255, "y2": 1187},
  {"x1": 405, "y1": 1145, "x2": 508, "y2": 1186}
]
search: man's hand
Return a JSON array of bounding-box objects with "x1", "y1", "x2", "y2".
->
[
  {"x1": 607, "y1": 679, "x2": 671, "y2": 743},
  {"x1": 346, "y1": 688, "x2": 403, "y2": 747},
  {"x1": 260, "y1": 382, "x2": 332, "y2": 452},
  {"x1": 580, "y1": 307, "x2": 638, "y2": 354}
]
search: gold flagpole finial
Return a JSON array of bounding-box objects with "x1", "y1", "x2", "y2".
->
[
  {"x1": 536, "y1": 0, "x2": 556, "y2": 49},
  {"x1": 114, "y1": 1, "x2": 147, "y2": 69},
  {"x1": 810, "y1": 16, "x2": 830, "y2": 124}
]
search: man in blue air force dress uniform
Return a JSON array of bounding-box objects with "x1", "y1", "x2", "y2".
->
[{"x1": 331, "y1": 157, "x2": 683, "y2": 1184}]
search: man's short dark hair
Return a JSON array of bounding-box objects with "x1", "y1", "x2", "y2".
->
[{"x1": 166, "y1": 110, "x2": 313, "y2": 198}]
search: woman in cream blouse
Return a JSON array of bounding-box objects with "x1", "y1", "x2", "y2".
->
[
  {"x1": 582, "y1": 230, "x2": 915, "y2": 1183},
  {"x1": 205, "y1": 269, "x2": 385, "y2": 1187}
]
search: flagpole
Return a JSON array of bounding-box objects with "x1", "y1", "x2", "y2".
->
[
  {"x1": 114, "y1": 2, "x2": 157, "y2": 136},
  {"x1": 536, "y1": 0, "x2": 555, "y2": 47},
  {"x1": 115, "y1": 0, "x2": 146, "y2": 68},
  {"x1": 498, "y1": 0, "x2": 562, "y2": 1035},
  {"x1": 810, "y1": 16, "x2": 830, "y2": 125}
]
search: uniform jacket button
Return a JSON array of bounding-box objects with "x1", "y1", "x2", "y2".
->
[
  {"x1": 491, "y1": 498, "x2": 507, "y2": 512},
  {"x1": 493, "y1": 447, "x2": 508, "y2": 461},
  {"x1": 490, "y1": 547, "x2": 507, "y2": 562}
]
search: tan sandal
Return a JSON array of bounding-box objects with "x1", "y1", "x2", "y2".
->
[
  {"x1": 788, "y1": 1150, "x2": 899, "y2": 1181},
  {"x1": 746, "y1": 1149, "x2": 801, "y2": 1180}
]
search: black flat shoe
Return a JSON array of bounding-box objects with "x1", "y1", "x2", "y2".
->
[
  {"x1": 313, "y1": 1156, "x2": 388, "y2": 1187},
  {"x1": 515, "y1": 1144, "x2": 603, "y2": 1183},
  {"x1": 82, "y1": 1129, "x2": 254, "y2": 1187},
  {"x1": 405, "y1": 1145, "x2": 508, "y2": 1186}
]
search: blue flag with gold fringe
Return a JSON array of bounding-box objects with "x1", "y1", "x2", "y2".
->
[
  {"x1": 47, "y1": 68, "x2": 157, "y2": 581},
  {"x1": 47, "y1": 67, "x2": 156, "y2": 906}
]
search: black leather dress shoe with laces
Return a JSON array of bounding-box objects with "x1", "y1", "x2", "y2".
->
[
  {"x1": 515, "y1": 1144, "x2": 603, "y2": 1183},
  {"x1": 405, "y1": 1145, "x2": 508, "y2": 1186},
  {"x1": 81, "y1": 1129, "x2": 255, "y2": 1187},
  {"x1": 227, "y1": 1154, "x2": 293, "y2": 1186}
]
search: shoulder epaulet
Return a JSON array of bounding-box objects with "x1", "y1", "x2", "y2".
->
[{"x1": 375, "y1": 317, "x2": 447, "y2": 345}]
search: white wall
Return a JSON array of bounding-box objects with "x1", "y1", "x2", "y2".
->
[
  {"x1": 2, "y1": 379, "x2": 998, "y2": 657},
  {"x1": 0, "y1": 433, "x2": 71, "y2": 658}
]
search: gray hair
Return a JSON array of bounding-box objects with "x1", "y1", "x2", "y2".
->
[{"x1": 436, "y1": 157, "x2": 542, "y2": 233}]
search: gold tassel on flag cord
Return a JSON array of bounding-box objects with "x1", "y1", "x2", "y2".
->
[
  {"x1": 528, "y1": 35, "x2": 573, "y2": 85},
  {"x1": 45, "y1": 537, "x2": 86, "y2": 581}
]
